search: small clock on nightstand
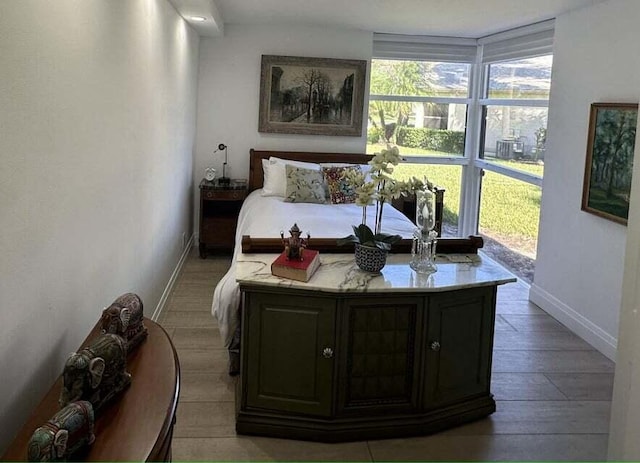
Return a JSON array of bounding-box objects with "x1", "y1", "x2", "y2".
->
[{"x1": 204, "y1": 167, "x2": 217, "y2": 182}]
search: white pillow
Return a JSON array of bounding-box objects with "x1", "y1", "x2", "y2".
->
[
  {"x1": 261, "y1": 159, "x2": 285, "y2": 197},
  {"x1": 271, "y1": 157, "x2": 321, "y2": 170},
  {"x1": 261, "y1": 157, "x2": 321, "y2": 197}
]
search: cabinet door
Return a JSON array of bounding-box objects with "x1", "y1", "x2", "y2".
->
[
  {"x1": 199, "y1": 198, "x2": 242, "y2": 249},
  {"x1": 338, "y1": 296, "x2": 422, "y2": 414},
  {"x1": 424, "y1": 287, "x2": 495, "y2": 409},
  {"x1": 244, "y1": 292, "x2": 336, "y2": 417}
]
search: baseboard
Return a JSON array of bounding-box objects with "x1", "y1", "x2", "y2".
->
[
  {"x1": 151, "y1": 233, "x2": 194, "y2": 322},
  {"x1": 529, "y1": 284, "x2": 617, "y2": 361}
]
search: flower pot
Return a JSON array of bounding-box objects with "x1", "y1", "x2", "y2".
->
[{"x1": 354, "y1": 243, "x2": 387, "y2": 273}]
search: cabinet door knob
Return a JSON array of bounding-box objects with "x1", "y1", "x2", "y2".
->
[
  {"x1": 430, "y1": 341, "x2": 441, "y2": 352},
  {"x1": 322, "y1": 347, "x2": 334, "y2": 359}
]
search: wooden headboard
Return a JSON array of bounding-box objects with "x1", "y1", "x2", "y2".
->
[{"x1": 249, "y1": 149, "x2": 373, "y2": 192}]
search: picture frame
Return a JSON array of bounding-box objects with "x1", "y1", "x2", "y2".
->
[
  {"x1": 258, "y1": 55, "x2": 366, "y2": 137},
  {"x1": 582, "y1": 102, "x2": 638, "y2": 225}
]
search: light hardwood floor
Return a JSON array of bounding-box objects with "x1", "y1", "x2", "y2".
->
[{"x1": 158, "y1": 249, "x2": 614, "y2": 461}]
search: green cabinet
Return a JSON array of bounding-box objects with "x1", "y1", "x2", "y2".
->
[
  {"x1": 337, "y1": 296, "x2": 422, "y2": 414},
  {"x1": 243, "y1": 292, "x2": 336, "y2": 417},
  {"x1": 238, "y1": 285, "x2": 497, "y2": 442},
  {"x1": 423, "y1": 287, "x2": 495, "y2": 409}
]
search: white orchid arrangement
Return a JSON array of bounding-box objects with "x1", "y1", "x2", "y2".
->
[{"x1": 338, "y1": 145, "x2": 434, "y2": 250}]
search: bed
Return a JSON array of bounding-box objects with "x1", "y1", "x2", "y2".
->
[{"x1": 211, "y1": 149, "x2": 483, "y2": 374}]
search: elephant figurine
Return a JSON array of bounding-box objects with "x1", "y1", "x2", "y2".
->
[
  {"x1": 59, "y1": 333, "x2": 131, "y2": 411},
  {"x1": 27, "y1": 401, "x2": 95, "y2": 461},
  {"x1": 100, "y1": 293, "x2": 148, "y2": 352}
]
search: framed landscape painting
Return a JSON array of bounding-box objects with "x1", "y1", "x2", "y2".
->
[
  {"x1": 582, "y1": 103, "x2": 638, "y2": 225},
  {"x1": 258, "y1": 55, "x2": 366, "y2": 137}
]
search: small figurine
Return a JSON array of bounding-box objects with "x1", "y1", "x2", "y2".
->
[
  {"x1": 280, "y1": 223, "x2": 310, "y2": 260},
  {"x1": 27, "y1": 401, "x2": 95, "y2": 462},
  {"x1": 59, "y1": 334, "x2": 131, "y2": 412},
  {"x1": 100, "y1": 293, "x2": 148, "y2": 352}
]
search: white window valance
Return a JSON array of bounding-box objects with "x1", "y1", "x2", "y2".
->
[
  {"x1": 479, "y1": 19, "x2": 555, "y2": 63},
  {"x1": 374, "y1": 19, "x2": 555, "y2": 65},
  {"x1": 373, "y1": 33, "x2": 477, "y2": 63}
]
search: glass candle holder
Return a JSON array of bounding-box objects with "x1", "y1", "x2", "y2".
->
[
  {"x1": 410, "y1": 228, "x2": 438, "y2": 274},
  {"x1": 415, "y1": 189, "x2": 436, "y2": 232},
  {"x1": 410, "y1": 189, "x2": 438, "y2": 274}
]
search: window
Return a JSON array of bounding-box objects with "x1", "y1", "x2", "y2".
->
[
  {"x1": 478, "y1": 171, "x2": 542, "y2": 261},
  {"x1": 479, "y1": 55, "x2": 552, "y2": 178},
  {"x1": 368, "y1": 59, "x2": 470, "y2": 158},
  {"x1": 477, "y1": 54, "x2": 551, "y2": 262},
  {"x1": 368, "y1": 34, "x2": 476, "y2": 236},
  {"x1": 370, "y1": 22, "x2": 554, "y2": 280},
  {"x1": 486, "y1": 56, "x2": 551, "y2": 100},
  {"x1": 368, "y1": 59, "x2": 471, "y2": 234}
]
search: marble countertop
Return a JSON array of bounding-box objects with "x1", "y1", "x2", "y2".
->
[{"x1": 236, "y1": 253, "x2": 517, "y2": 293}]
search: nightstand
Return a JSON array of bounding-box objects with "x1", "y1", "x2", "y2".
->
[{"x1": 199, "y1": 180, "x2": 248, "y2": 258}]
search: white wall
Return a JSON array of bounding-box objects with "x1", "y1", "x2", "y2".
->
[
  {"x1": 530, "y1": 0, "x2": 640, "y2": 360},
  {"x1": 609, "y1": 96, "x2": 640, "y2": 458},
  {"x1": 0, "y1": 0, "x2": 199, "y2": 452},
  {"x1": 193, "y1": 24, "x2": 372, "y2": 228}
]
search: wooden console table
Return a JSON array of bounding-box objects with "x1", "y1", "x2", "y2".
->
[
  {"x1": 235, "y1": 253, "x2": 515, "y2": 442},
  {"x1": 2, "y1": 318, "x2": 179, "y2": 462}
]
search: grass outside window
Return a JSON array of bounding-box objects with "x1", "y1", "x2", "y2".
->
[{"x1": 367, "y1": 143, "x2": 541, "y2": 257}]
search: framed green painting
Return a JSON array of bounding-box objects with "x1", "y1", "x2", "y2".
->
[{"x1": 582, "y1": 102, "x2": 638, "y2": 225}]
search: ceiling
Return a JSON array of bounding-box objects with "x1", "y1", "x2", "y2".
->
[{"x1": 172, "y1": 0, "x2": 606, "y2": 38}]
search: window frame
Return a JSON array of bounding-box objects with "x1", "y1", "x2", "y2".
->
[
  {"x1": 370, "y1": 22, "x2": 553, "y2": 237},
  {"x1": 368, "y1": 58, "x2": 474, "y2": 235},
  {"x1": 476, "y1": 55, "x2": 551, "y2": 188}
]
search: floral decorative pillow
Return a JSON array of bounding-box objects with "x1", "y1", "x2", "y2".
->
[
  {"x1": 323, "y1": 165, "x2": 361, "y2": 204},
  {"x1": 284, "y1": 165, "x2": 327, "y2": 204}
]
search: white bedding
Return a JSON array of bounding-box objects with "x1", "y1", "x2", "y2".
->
[{"x1": 211, "y1": 189, "x2": 417, "y2": 348}]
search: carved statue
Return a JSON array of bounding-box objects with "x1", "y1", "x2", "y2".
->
[
  {"x1": 59, "y1": 334, "x2": 131, "y2": 412},
  {"x1": 100, "y1": 293, "x2": 148, "y2": 352},
  {"x1": 280, "y1": 223, "x2": 309, "y2": 260},
  {"x1": 27, "y1": 401, "x2": 95, "y2": 462}
]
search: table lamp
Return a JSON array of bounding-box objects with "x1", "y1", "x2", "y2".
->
[{"x1": 213, "y1": 143, "x2": 230, "y2": 185}]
